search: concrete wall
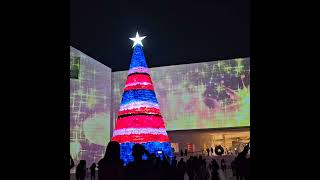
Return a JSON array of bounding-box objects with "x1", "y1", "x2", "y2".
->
[{"x1": 70, "y1": 46, "x2": 112, "y2": 169}]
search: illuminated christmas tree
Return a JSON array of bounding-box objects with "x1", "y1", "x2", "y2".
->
[{"x1": 112, "y1": 32, "x2": 173, "y2": 165}]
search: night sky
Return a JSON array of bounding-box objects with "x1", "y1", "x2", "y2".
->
[{"x1": 71, "y1": 0, "x2": 249, "y2": 71}]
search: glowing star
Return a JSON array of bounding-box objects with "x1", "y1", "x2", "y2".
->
[{"x1": 129, "y1": 32, "x2": 146, "y2": 48}]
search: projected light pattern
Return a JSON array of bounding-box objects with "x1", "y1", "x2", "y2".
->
[
  {"x1": 112, "y1": 58, "x2": 250, "y2": 131},
  {"x1": 70, "y1": 47, "x2": 111, "y2": 171}
]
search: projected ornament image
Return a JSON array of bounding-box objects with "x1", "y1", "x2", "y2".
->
[
  {"x1": 83, "y1": 113, "x2": 110, "y2": 146},
  {"x1": 112, "y1": 32, "x2": 173, "y2": 165}
]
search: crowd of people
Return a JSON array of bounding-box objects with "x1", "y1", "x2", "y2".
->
[
  {"x1": 71, "y1": 141, "x2": 250, "y2": 180},
  {"x1": 180, "y1": 149, "x2": 188, "y2": 157}
]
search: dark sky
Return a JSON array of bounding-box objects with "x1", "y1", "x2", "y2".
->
[{"x1": 71, "y1": 0, "x2": 249, "y2": 71}]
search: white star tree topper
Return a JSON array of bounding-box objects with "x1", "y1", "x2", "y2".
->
[{"x1": 129, "y1": 32, "x2": 146, "y2": 48}]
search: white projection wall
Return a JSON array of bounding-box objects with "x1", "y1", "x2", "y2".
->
[
  {"x1": 112, "y1": 58, "x2": 250, "y2": 131},
  {"x1": 70, "y1": 46, "x2": 112, "y2": 170}
]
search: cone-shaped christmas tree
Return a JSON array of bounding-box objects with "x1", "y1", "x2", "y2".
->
[{"x1": 112, "y1": 32, "x2": 173, "y2": 165}]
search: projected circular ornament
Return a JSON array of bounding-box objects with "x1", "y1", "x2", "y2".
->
[
  {"x1": 215, "y1": 145, "x2": 224, "y2": 156},
  {"x1": 83, "y1": 113, "x2": 110, "y2": 146}
]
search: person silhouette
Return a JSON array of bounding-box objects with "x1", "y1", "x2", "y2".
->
[
  {"x1": 180, "y1": 149, "x2": 184, "y2": 156},
  {"x1": 186, "y1": 156, "x2": 194, "y2": 180},
  {"x1": 171, "y1": 156, "x2": 178, "y2": 179},
  {"x1": 97, "y1": 141, "x2": 124, "y2": 180},
  {"x1": 194, "y1": 156, "x2": 202, "y2": 179},
  {"x1": 75, "y1": 161, "x2": 81, "y2": 180},
  {"x1": 206, "y1": 148, "x2": 210, "y2": 156},
  {"x1": 244, "y1": 157, "x2": 251, "y2": 180},
  {"x1": 211, "y1": 159, "x2": 220, "y2": 180},
  {"x1": 198, "y1": 159, "x2": 207, "y2": 180},
  {"x1": 231, "y1": 158, "x2": 236, "y2": 176},
  {"x1": 172, "y1": 156, "x2": 177, "y2": 168},
  {"x1": 90, "y1": 163, "x2": 96, "y2": 180},
  {"x1": 160, "y1": 154, "x2": 170, "y2": 179},
  {"x1": 210, "y1": 147, "x2": 214, "y2": 155},
  {"x1": 125, "y1": 144, "x2": 153, "y2": 180},
  {"x1": 234, "y1": 156, "x2": 240, "y2": 180},
  {"x1": 221, "y1": 159, "x2": 226, "y2": 172},
  {"x1": 185, "y1": 149, "x2": 188, "y2": 156},
  {"x1": 237, "y1": 144, "x2": 250, "y2": 180},
  {"x1": 76, "y1": 160, "x2": 86, "y2": 180},
  {"x1": 177, "y1": 158, "x2": 186, "y2": 180},
  {"x1": 153, "y1": 156, "x2": 162, "y2": 180}
]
